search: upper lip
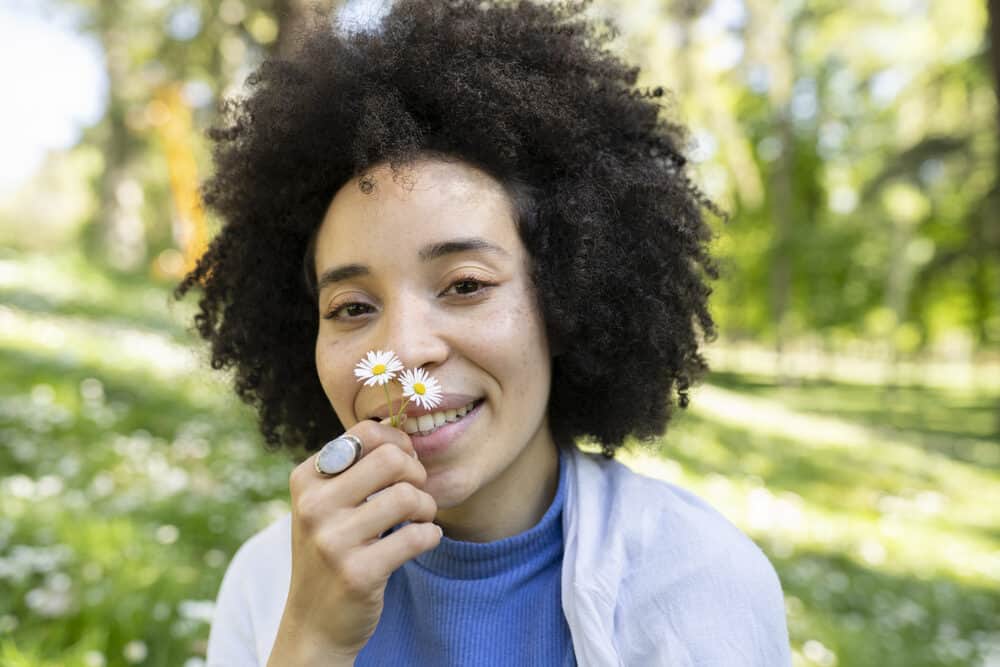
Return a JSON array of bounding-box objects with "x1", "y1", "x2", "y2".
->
[{"x1": 362, "y1": 393, "x2": 482, "y2": 421}]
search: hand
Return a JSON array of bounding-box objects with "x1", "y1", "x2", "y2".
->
[{"x1": 269, "y1": 419, "x2": 441, "y2": 664}]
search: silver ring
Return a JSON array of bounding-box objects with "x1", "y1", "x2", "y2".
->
[{"x1": 315, "y1": 434, "x2": 364, "y2": 476}]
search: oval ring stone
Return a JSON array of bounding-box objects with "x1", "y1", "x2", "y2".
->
[{"x1": 316, "y1": 435, "x2": 362, "y2": 476}]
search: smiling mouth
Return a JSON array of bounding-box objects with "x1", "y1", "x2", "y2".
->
[{"x1": 398, "y1": 398, "x2": 484, "y2": 436}]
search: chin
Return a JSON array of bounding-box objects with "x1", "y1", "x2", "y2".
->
[{"x1": 423, "y1": 469, "x2": 475, "y2": 509}]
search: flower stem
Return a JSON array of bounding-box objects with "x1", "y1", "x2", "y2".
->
[
  {"x1": 394, "y1": 397, "x2": 412, "y2": 428},
  {"x1": 383, "y1": 383, "x2": 395, "y2": 427}
]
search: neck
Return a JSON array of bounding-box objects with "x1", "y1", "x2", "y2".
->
[{"x1": 435, "y1": 427, "x2": 560, "y2": 543}]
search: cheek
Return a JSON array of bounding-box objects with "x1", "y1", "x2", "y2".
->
[
  {"x1": 315, "y1": 337, "x2": 349, "y2": 403},
  {"x1": 471, "y1": 291, "x2": 551, "y2": 388}
]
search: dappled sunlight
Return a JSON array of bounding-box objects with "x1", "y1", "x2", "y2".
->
[
  {"x1": 629, "y1": 382, "x2": 1000, "y2": 581},
  {"x1": 2, "y1": 262, "x2": 998, "y2": 665},
  {"x1": 621, "y1": 442, "x2": 1000, "y2": 587},
  {"x1": 615, "y1": 379, "x2": 1000, "y2": 666},
  {"x1": 0, "y1": 249, "x2": 198, "y2": 337},
  {"x1": 0, "y1": 306, "x2": 197, "y2": 381},
  {"x1": 708, "y1": 370, "x2": 1000, "y2": 456},
  {"x1": 691, "y1": 384, "x2": 999, "y2": 491},
  {"x1": 2, "y1": 0, "x2": 998, "y2": 661},
  {"x1": 0, "y1": 252, "x2": 116, "y2": 307},
  {"x1": 2, "y1": 273, "x2": 999, "y2": 665},
  {"x1": 706, "y1": 341, "x2": 1000, "y2": 394}
]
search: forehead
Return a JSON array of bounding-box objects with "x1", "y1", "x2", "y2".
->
[{"x1": 315, "y1": 159, "x2": 520, "y2": 259}]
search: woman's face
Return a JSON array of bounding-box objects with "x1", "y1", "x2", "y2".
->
[{"x1": 312, "y1": 158, "x2": 556, "y2": 527}]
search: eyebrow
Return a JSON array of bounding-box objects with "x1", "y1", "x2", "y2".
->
[{"x1": 315, "y1": 237, "x2": 510, "y2": 296}]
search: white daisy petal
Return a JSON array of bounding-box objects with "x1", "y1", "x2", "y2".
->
[
  {"x1": 354, "y1": 349, "x2": 403, "y2": 386},
  {"x1": 400, "y1": 368, "x2": 443, "y2": 410}
]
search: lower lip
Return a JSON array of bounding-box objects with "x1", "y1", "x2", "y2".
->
[{"x1": 409, "y1": 400, "x2": 483, "y2": 459}]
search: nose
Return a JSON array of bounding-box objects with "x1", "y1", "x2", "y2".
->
[{"x1": 377, "y1": 290, "x2": 449, "y2": 373}]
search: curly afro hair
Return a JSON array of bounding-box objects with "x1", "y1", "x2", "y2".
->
[{"x1": 173, "y1": 0, "x2": 722, "y2": 459}]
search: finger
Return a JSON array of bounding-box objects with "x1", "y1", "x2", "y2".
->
[
  {"x1": 363, "y1": 420, "x2": 414, "y2": 502},
  {"x1": 347, "y1": 418, "x2": 416, "y2": 460},
  {"x1": 360, "y1": 521, "x2": 444, "y2": 580},
  {"x1": 335, "y1": 441, "x2": 428, "y2": 508},
  {"x1": 289, "y1": 442, "x2": 428, "y2": 543},
  {"x1": 300, "y1": 418, "x2": 415, "y2": 484},
  {"x1": 349, "y1": 481, "x2": 437, "y2": 542},
  {"x1": 379, "y1": 417, "x2": 419, "y2": 458}
]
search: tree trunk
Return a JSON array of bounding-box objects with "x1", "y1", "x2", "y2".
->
[
  {"x1": 744, "y1": 0, "x2": 798, "y2": 386},
  {"x1": 985, "y1": 0, "x2": 1000, "y2": 434},
  {"x1": 770, "y1": 109, "x2": 794, "y2": 386},
  {"x1": 81, "y1": 5, "x2": 147, "y2": 273}
]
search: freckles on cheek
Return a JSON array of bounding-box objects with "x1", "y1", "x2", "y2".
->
[
  {"x1": 489, "y1": 305, "x2": 546, "y2": 366},
  {"x1": 315, "y1": 339, "x2": 346, "y2": 387},
  {"x1": 477, "y1": 306, "x2": 520, "y2": 347}
]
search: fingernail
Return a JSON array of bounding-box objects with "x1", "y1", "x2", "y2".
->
[{"x1": 411, "y1": 451, "x2": 419, "y2": 460}]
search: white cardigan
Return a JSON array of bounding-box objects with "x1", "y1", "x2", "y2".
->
[{"x1": 207, "y1": 447, "x2": 792, "y2": 666}]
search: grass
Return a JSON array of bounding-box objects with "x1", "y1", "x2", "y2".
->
[{"x1": 1, "y1": 246, "x2": 998, "y2": 667}]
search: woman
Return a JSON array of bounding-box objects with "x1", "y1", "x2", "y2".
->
[{"x1": 174, "y1": 1, "x2": 792, "y2": 665}]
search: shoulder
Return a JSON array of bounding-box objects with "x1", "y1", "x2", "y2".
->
[
  {"x1": 571, "y1": 449, "x2": 791, "y2": 664},
  {"x1": 206, "y1": 513, "x2": 292, "y2": 666},
  {"x1": 229, "y1": 511, "x2": 292, "y2": 572},
  {"x1": 612, "y1": 452, "x2": 784, "y2": 599},
  {"x1": 574, "y1": 448, "x2": 759, "y2": 555},
  {"x1": 581, "y1": 450, "x2": 770, "y2": 564},
  {"x1": 218, "y1": 511, "x2": 292, "y2": 613}
]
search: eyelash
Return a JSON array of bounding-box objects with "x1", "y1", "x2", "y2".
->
[{"x1": 322, "y1": 275, "x2": 497, "y2": 321}]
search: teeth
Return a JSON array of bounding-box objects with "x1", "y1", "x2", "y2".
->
[{"x1": 404, "y1": 400, "x2": 480, "y2": 436}]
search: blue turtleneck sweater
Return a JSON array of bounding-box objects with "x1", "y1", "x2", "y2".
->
[{"x1": 356, "y1": 447, "x2": 575, "y2": 666}]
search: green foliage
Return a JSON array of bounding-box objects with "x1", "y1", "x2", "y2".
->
[
  {"x1": 8, "y1": 0, "x2": 997, "y2": 352},
  {"x1": 613, "y1": 0, "x2": 999, "y2": 350},
  {"x1": 2, "y1": 248, "x2": 998, "y2": 666},
  {"x1": 0, "y1": 248, "x2": 297, "y2": 666},
  {"x1": 4, "y1": 1, "x2": 998, "y2": 665}
]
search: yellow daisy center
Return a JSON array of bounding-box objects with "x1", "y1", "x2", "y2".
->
[
  {"x1": 372, "y1": 363, "x2": 387, "y2": 375},
  {"x1": 414, "y1": 383, "x2": 426, "y2": 395}
]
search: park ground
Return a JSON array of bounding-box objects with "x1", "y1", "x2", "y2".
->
[{"x1": 1, "y1": 247, "x2": 998, "y2": 667}]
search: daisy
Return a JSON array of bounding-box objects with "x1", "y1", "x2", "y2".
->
[
  {"x1": 353, "y1": 349, "x2": 404, "y2": 387},
  {"x1": 398, "y1": 367, "x2": 443, "y2": 411}
]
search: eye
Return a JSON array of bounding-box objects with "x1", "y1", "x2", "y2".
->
[
  {"x1": 323, "y1": 302, "x2": 375, "y2": 321},
  {"x1": 324, "y1": 277, "x2": 495, "y2": 321},
  {"x1": 441, "y1": 276, "x2": 495, "y2": 298}
]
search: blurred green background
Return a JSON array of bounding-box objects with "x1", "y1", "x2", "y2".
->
[{"x1": 1, "y1": 0, "x2": 998, "y2": 666}]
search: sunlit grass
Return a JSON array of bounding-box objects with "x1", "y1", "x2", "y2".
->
[
  {"x1": 2, "y1": 248, "x2": 998, "y2": 667},
  {"x1": 0, "y1": 247, "x2": 195, "y2": 339},
  {"x1": 613, "y1": 380, "x2": 1000, "y2": 667},
  {"x1": 707, "y1": 370, "x2": 1000, "y2": 452}
]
